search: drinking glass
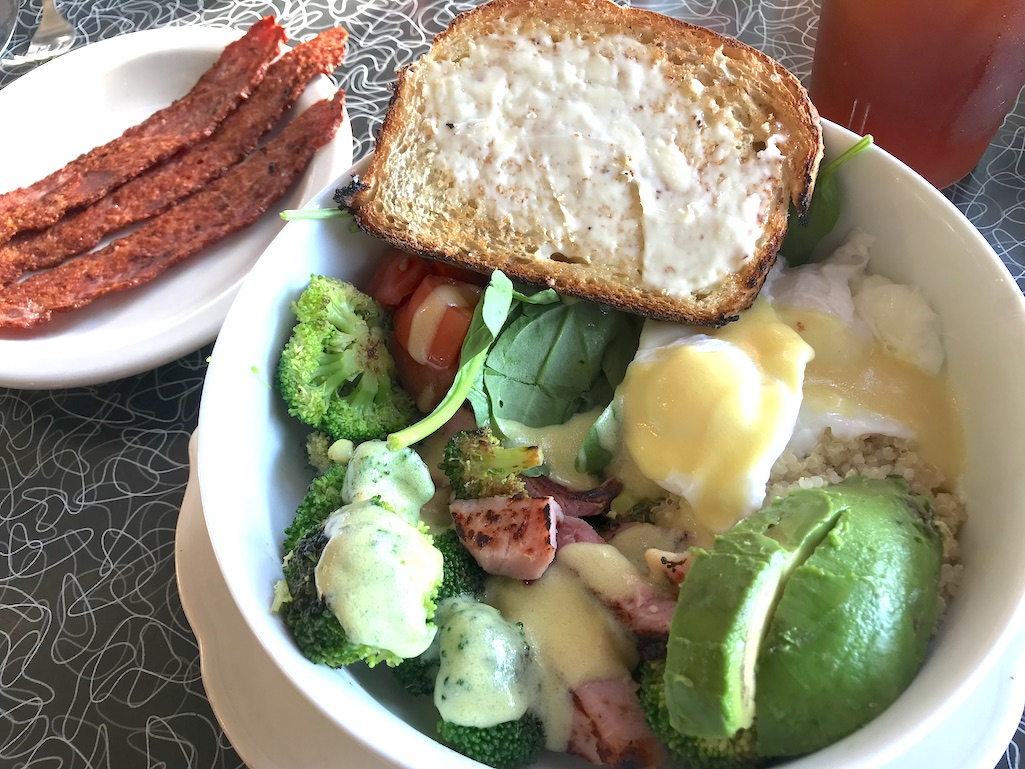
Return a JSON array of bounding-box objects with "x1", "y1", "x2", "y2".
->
[{"x1": 809, "y1": 0, "x2": 1025, "y2": 189}]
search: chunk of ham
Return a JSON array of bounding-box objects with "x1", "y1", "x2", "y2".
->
[
  {"x1": 568, "y1": 676, "x2": 667, "y2": 769},
  {"x1": 558, "y1": 515, "x2": 606, "y2": 546},
  {"x1": 556, "y1": 543, "x2": 679, "y2": 658},
  {"x1": 449, "y1": 496, "x2": 562, "y2": 581},
  {"x1": 523, "y1": 475, "x2": 623, "y2": 517}
]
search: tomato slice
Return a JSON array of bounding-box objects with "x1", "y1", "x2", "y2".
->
[
  {"x1": 365, "y1": 249, "x2": 432, "y2": 310},
  {"x1": 394, "y1": 275, "x2": 481, "y2": 368},
  {"x1": 392, "y1": 274, "x2": 482, "y2": 411},
  {"x1": 391, "y1": 338, "x2": 460, "y2": 414}
]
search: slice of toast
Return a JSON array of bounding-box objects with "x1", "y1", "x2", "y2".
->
[{"x1": 339, "y1": 0, "x2": 823, "y2": 325}]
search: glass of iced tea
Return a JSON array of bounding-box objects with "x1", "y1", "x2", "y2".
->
[{"x1": 809, "y1": 0, "x2": 1025, "y2": 189}]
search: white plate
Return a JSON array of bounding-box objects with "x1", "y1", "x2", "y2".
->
[
  {"x1": 0, "y1": 25, "x2": 353, "y2": 389},
  {"x1": 176, "y1": 431, "x2": 1025, "y2": 769}
]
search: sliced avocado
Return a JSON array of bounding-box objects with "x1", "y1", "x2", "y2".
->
[
  {"x1": 664, "y1": 489, "x2": 847, "y2": 740},
  {"x1": 755, "y1": 475, "x2": 942, "y2": 757}
]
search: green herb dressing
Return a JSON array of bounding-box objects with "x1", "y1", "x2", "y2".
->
[
  {"x1": 434, "y1": 596, "x2": 539, "y2": 727},
  {"x1": 342, "y1": 439, "x2": 435, "y2": 523},
  {"x1": 315, "y1": 500, "x2": 443, "y2": 658}
]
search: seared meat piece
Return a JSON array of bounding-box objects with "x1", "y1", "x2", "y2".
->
[
  {"x1": 450, "y1": 495, "x2": 562, "y2": 581},
  {"x1": 568, "y1": 676, "x2": 666, "y2": 769}
]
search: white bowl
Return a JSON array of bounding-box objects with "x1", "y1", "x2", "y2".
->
[{"x1": 196, "y1": 121, "x2": 1025, "y2": 769}]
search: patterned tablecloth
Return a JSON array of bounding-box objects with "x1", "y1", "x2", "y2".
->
[{"x1": 1, "y1": 1, "x2": 1023, "y2": 767}]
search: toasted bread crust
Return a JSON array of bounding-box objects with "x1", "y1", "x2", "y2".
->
[{"x1": 341, "y1": 0, "x2": 823, "y2": 325}]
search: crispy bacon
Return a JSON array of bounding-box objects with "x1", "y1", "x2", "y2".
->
[
  {"x1": 0, "y1": 16, "x2": 286, "y2": 247},
  {"x1": 0, "y1": 91, "x2": 346, "y2": 328},
  {"x1": 0, "y1": 26, "x2": 348, "y2": 287}
]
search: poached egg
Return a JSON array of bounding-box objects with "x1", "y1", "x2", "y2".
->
[{"x1": 617, "y1": 231, "x2": 963, "y2": 536}]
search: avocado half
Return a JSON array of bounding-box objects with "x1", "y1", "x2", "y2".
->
[
  {"x1": 663, "y1": 485, "x2": 846, "y2": 739},
  {"x1": 662, "y1": 475, "x2": 943, "y2": 758}
]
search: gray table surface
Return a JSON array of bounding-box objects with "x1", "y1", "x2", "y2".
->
[{"x1": 1, "y1": 0, "x2": 1023, "y2": 767}]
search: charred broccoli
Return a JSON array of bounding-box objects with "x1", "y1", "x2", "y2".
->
[
  {"x1": 440, "y1": 426, "x2": 543, "y2": 500},
  {"x1": 277, "y1": 275, "x2": 418, "y2": 444},
  {"x1": 283, "y1": 462, "x2": 347, "y2": 555},
  {"x1": 277, "y1": 498, "x2": 442, "y2": 668},
  {"x1": 275, "y1": 445, "x2": 444, "y2": 669},
  {"x1": 638, "y1": 659, "x2": 761, "y2": 769}
]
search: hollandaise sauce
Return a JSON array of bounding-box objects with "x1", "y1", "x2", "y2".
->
[
  {"x1": 620, "y1": 301, "x2": 814, "y2": 533},
  {"x1": 487, "y1": 551, "x2": 641, "y2": 750},
  {"x1": 777, "y1": 305, "x2": 963, "y2": 481}
]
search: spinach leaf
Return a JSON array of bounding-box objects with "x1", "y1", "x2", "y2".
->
[
  {"x1": 388, "y1": 271, "x2": 516, "y2": 450},
  {"x1": 482, "y1": 300, "x2": 641, "y2": 428},
  {"x1": 575, "y1": 394, "x2": 622, "y2": 474},
  {"x1": 781, "y1": 134, "x2": 873, "y2": 266}
]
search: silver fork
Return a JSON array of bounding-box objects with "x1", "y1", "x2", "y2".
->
[{"x1": 3, "y1": 0, "x2": 74, "y2": 66}]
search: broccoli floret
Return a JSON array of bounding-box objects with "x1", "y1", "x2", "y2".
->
[
  {"x1": 306, "y1": 430, "x2": 334, "y2": 473},
  {"x1": 437, "y1": 713, "x2": 545, "y2": 769},
  {"x1": 279, "y1": 522, "x2": 391, "y2": 667},
  {"x1": 279, "y1": 444, "x2": 446, "y2": 670},
  {"x1": 283, "y1": 462, "x2": 348, "y2": 555},
  {"x1": 277, "y1": 275, "x2": 419, "y2": 444},
  {"x1": 278, "y1": 501, "x2": 443, "y2": 669},
  {"x1": 391, "y1": 530, "x2": 486, "y2": 695},
  {"x1": 638, "y1": 660, "x2": 762, "y2": 769},
  {"x1": 435, "y1": 528, "x2": 487, "y2": 601},
  {"x1": 433, "y1": 597, "x2": 542, "y2": 769},
  {"x1": 306, "y1": 430, "x2": 355, "y2": 472},
  {"x1": 278, "y1": 467, "x2": 442, "y2": 668},
  {"x1": 441, "y1": 427, "x2": 543, "y2": 500}
]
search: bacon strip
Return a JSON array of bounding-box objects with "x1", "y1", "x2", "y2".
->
[
  {"x1": 0, "y1": 91, "x2": 346, "y2": 328},
  {"x1": 0, "y1": 26, "x2": 348, "y2": 288},
  {"x1": 0, "y1": 16, "x2": 286, "y2": 247}
]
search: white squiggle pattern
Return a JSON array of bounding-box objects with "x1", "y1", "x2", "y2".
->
[{"x1": 0, "y1": 1, "x2": 1022, "y2": 768}]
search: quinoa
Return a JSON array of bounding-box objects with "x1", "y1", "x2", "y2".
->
[{"x1": 766, "y1": 429, "x2": 967, "y2": 618}]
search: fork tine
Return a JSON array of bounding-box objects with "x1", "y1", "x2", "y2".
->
[
  {"x1": 4, "y1": 0, "x2": 75, "y2": 65},
  {"x1": 28, "y1": 0, "x2": 74, "y2": 50}
]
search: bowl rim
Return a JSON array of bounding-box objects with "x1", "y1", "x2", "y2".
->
[{"x1": 195, "y1": 119, "x2": 1025, "y2": 769}]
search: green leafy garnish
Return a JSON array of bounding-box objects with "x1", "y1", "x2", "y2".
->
[
  {"x1": 279, "y1": 207, "x2": 350, "y2": 221},
  {"x1": 481, "y1": 300, "x2": 640, "y2": 430},
  {"x1": 387, "y1": 271, "x2": 525, "y2": 451},
  {"x1": 781, "y1": 134, "x2": 873, "y2": 266},
  {"x1": 386, "y1": 270, "x2": 638, "y2": 451}
]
